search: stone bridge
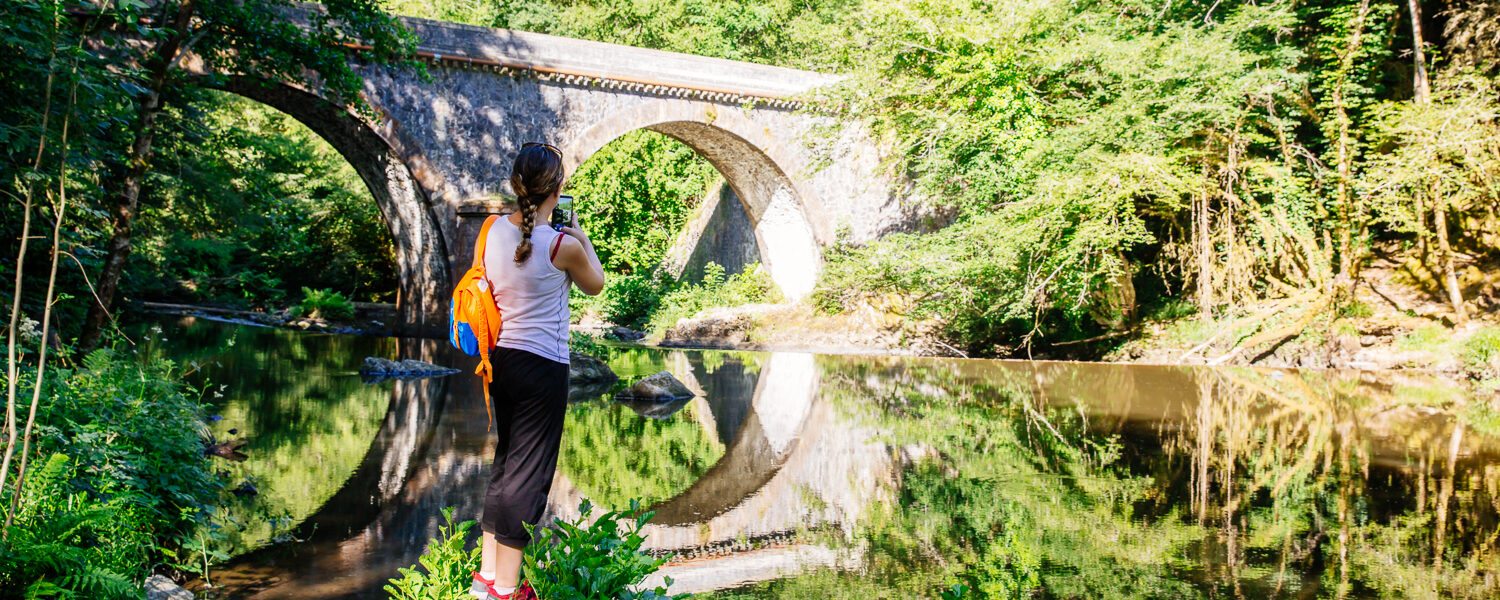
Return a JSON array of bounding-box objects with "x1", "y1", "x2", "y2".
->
[{"x1": 223, "y1": 14, "x2": 904, "y2": 335}]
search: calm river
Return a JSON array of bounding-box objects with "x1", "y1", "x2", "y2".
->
[{"x1": 143, "y1": 317, "x2": 1500, "y2": 599}]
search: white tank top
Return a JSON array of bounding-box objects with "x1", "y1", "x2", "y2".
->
[{"x1": 484, "y1": 217, "x2": 570, "y2": 364}]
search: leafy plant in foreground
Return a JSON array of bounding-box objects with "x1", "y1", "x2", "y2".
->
[
  {"x1": 524, "y1": 499, "x2": 684, "y2": 600},
  {"x1": 385, "y1": 507, "x2": 480, "y2": 600},
  {"x1": 0, "y1": 454, "x2": 145, "y2": 598}
]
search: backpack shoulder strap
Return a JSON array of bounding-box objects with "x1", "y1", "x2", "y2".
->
[{"x1": 473, "y1": 215, "x2": 501, "y2": 269}]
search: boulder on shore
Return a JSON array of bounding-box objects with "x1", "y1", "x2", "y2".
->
[
  {"x1": 615, "y1": 371, "x2": 695, "y2": 402},
  {"x1": 605, "y1": 325, "x2": 646, "y2": 342},
  {"x1": 145, "y1": 575, "x2": 193, "y2": 600},
  {"x1": 360, "y1": 357, "x2": 460, "y2": 379}
]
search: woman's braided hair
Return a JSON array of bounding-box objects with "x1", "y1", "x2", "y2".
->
[{"x1": 509, "y1": 143, "x2": 565, "y2": 265}]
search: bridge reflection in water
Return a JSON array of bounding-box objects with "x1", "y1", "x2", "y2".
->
[
  {"x1": 206, "y1": 342, "x2": 891, "y2": 598},
  {"x1": 173, "y1": 316, "x2": 1500, "y2": 598}
]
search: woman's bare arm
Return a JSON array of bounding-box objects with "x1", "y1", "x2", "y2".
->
[{"x1": 553, "y1": 227, "x2": 605, "y2": 295}]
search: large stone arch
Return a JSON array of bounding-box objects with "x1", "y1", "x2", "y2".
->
[
  {"x1": 565, "y1": 102, "x2": 827, "y2": 301},
  {"x1": 216, "y1": 78, "x2": 451, "y2": 336}
]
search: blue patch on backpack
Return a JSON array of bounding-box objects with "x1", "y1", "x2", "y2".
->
[{"x1": 448, "y1": 299, "x2": 483, "y2": 357}]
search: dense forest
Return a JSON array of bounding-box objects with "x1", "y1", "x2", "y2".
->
[{"x1": 4, "y1": 0, "x2": 1495, "y2": 356}]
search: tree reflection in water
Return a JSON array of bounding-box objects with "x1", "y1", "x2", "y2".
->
[
  {"x1": 714, "y1": 358, "x2": 1500, "y2": 599},
  {"x1": 138, "y1": 317, "x2": 397, "y2": 555},
  {"x1": 141, "y1": 318, "x2": 1500, "y2": 598}
]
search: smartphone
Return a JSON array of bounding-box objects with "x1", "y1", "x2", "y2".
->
[{"x1": 550, "y1": 194, "x2": 574, "y2": 231}]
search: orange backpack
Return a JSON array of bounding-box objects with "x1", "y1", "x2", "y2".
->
[{"x1": 449, "y1": 215, "x2": 503, "y2": 428}]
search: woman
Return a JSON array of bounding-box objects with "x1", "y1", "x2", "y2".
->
[{"x1": 471, "y1": 142, "x2": 605, "y2": 600}]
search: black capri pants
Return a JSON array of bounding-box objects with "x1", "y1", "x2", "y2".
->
[{"x1": 482, "y1": 347, "x2": 569, "y2": 548}]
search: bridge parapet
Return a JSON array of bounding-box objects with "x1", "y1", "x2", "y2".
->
[{"x1": 395, "y1": 15, "x2": 841, "y2": 106}]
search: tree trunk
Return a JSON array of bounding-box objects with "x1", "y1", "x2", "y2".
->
[
  {"x1": 1407, "y1": 0, "x2": 1430, "y2": 103},
  {"x1": 1433, "y1": 201, "x2": 1467, "y2": 324},
  {"x1": 78, "y1": 97, "x2": 159, "y2": 351},
  {"x1": 1405, "y1": 0, "x2": 1464, "y2": 323},
  {"x1": 78, "y1": 1, "x2": 196, "y2": 351},
  {"x1": 1196, "y1": 190, "x2": 1214, "y2": 321}
]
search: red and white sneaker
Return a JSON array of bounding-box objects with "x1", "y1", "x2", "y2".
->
[
  {"x1": 470, "y1": 572, "x2": 494, "y2": 599},
  {"x1": 486, "y1": 581, "x2": 537, "y2": 600}
]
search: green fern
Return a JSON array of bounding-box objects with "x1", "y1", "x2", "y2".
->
[
  {"x1": 0, "y1": 454, "x2": 146, "y2": 598},
  {"x1": 385, "y1": 508, "x2": 480, "y2": 600}
]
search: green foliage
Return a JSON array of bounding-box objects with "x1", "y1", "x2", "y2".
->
[
  {"x1": 567, "y1": 131, "x2": 718, "y2": 276},
  {"x1": 523, "y1": 499, "x2": 684, "y2": 600},
  {"x1": 814, "y1": 0, "x2": 1320, "y2": 352},
  {"x1": 35, "y1": 349, "x2": 222, "y2": 540},
  {"x1": 130, "y1": 93, "x2": 398, "y2": 307},
  {"x1": 388, "y1": 0, "x2": 860, "y2": 69},
  {"x1": 1398, "y1": 324, "x2": 1451, "y2": 351},
  {"x1": 0, "y1": 454, "x2": 145, "y2": 598},
  {"x1": 385, "y1": 507, "x2": 481, "y2": 600},
  {"x1": 569, "y1": 330, "x2": 609, "y2": 359},
  {"x1": 0, "y1": 0, "x2": 415, "y2": 343},
  {"x1": 1463, "y1": 327, "x2": 1500, "y2": 378},
  {"x1": 648, "y1": 263, "x2": 778, "y2": 335},
  {"x1": 1366, "y1": 74, "x2": 1500, "y2": 240},
  {"x1": 297, "y1": 287, "x2": 357, "y2": 321},
  {"x1": 1, "y1": 348, "x2": 223, "y2": 593},
  {"x1": 1339, "y1": 299, "x2": 1374, "y2": 319},
  {"x1": 601, "y1": 271, "x2": 675, "y2": 330}
]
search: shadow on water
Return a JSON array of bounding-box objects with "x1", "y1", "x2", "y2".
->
[{"x1": 144, "y1": 318, "x2": 1500, "y2": 599}]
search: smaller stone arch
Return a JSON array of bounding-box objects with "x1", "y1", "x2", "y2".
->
[
  {"x1": 215, "y1": 78, "x2": 452, "y2": 336},
  {"x1": 565, "y1": 102, "x2": 827, "y2": 301}
]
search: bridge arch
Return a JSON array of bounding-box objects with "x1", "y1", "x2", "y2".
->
[
  {"x1": 215, "y1": 78, "x2": 451, "y2": 335},
  {"x1": 565, "y1": 102, "x2": 826, "y2": 300}
]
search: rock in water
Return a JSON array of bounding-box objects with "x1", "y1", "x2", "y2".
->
[
  {"x1": 569, "y1": 352, "x2": 618, "y2": 385},
  {"x1": 616, "y1": 371, "x2": 694, "y2": 402},
  {"x1": 360, "y1": 356, "x2": 460, "y2": 379}
]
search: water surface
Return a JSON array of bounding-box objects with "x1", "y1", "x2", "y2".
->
[{"x1": 146, "y1": 318, "x2": 1500, "y2": 599}]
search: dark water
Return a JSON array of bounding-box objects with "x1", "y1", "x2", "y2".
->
[{"x1": 144, "y1": 317, "x2": 1500, "y2": 599}]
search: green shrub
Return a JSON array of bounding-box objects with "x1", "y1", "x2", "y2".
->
[
  {"x1": 524, "y1": 500, "x2": 684, "y2": 600},
  {"x1": 37, "y1": 350, "x2": 222, "y2": 542},
  {"x1": 1140, "y1": 298, "x2": 1197, "y2": 322},
  {"x1": 297, "y1": 287, "x2": 356, "y2": 321},
  {"x1": 1338, "y1": 300, "x2": 1375, "y2": 319},
  {"x1": 647, "y1": 263, "x2": 778, "y2": 335},
  {"x1": 0, "y1": 454, "x2": 148, "y2": 597},
  {"x1": 2, "y1": 349, "x2": 223, "y2": 593},
  {"x1": 602, "y1": 271, "x2": 674, "y2": 330},
  {"x1": 1463, "y1": 327, "x2": 1500, "y2": 378},
  {"x1": 569, "y1": 331, "x2": 610, "y2": 359},
  {"x1": 385, "y1": 507, "x2": 480, "y2": 600}
]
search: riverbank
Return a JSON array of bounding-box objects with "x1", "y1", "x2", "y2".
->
[
  {"x1": 137, "y1": 301, "x2": 397, "y2": 336},
  {"x1": 137, "y1": 286, "x2": 1499, "y2": 388},
  {"x1": 645, "y1": 288, "x2": 1500, "y2": 388}
]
